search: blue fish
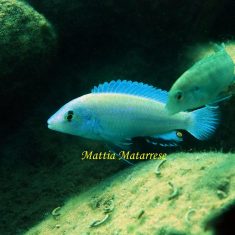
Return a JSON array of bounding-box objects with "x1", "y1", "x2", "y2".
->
[{"x1": 47, "y1": 80, "x2": 219, "y2": 147}]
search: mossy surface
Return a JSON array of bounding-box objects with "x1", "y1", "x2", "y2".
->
[
  {"x1": 25, "y1": 152, "x2": 235, "y2": 235},
  {"x1": 0, "y1": 0, "x2": 57, "y2": 135},
  {"x1": 0, "y1": 0, "x2": 57, "y2": 77}
]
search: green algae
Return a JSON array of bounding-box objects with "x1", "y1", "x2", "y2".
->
[
  {"x1": 0, "y1": 0, "x2": 57, "y2": 77},
  {"x1": 24, "y1": 152, "x2": 235, "y2": 235}
]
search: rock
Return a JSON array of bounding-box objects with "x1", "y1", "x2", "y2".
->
[
  {"x1": 25, "y1": 152, "x2": 235, "y2": 235},
  {"x1": 0, "y1": 0, "x2": 57, "y2": 138},
  {"x1": 0, "y1": 0, "x2": 57, "y2": 78}
]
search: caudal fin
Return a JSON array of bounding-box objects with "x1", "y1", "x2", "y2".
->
[{"x1": 187, "y1": 106, "x2": 219, "y2": 140}]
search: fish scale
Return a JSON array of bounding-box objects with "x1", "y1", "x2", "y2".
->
[{"x1": 83, "y1": 93, "x2": 186, "y2": 138}]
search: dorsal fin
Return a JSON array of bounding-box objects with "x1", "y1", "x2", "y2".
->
[{"x1": 91, "y1": 80, "x2": 168, "y2": 103}]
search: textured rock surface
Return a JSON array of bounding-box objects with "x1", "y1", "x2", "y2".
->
[
  {"x1": 0, "y1": 0, "x2": 57, "y2": 77},
  {"x1": 0, "y1": 0, "x2": 57, "y2": 140},
  {"x1": 25, "y1": 152, "x2": 235, "y2": 235}
]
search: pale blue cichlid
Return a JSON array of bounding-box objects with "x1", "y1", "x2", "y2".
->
[
  {"x1": 166, "y1": 44, "x2": 235, "y2": 114},
  {"x1": 47, "y1": 80, "x2": 219, "y2": 147}
]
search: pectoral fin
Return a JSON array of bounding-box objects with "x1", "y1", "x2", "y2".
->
[
  {"x1": 105, "y1": 143, "x2": 134, "y2": 166},
  {"x1": 112, "y1": 138, "x2": 133, "y2": 149},
  {"x1": 206, "y1": 93, "x2": 232, "y2": 107}
]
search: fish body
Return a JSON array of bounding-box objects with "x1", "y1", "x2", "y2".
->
[
  {"x1": 67, "y1": 93, "x2": 188, "y2": 138},
  {"x1": 47, "y1": 80, "x2": 219, "y2": 147},
  {"x1": 166, "y1": 44, "x2": 234, "y2": 114}
]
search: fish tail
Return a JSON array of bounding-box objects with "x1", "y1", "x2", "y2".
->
[{"x1": 187, "y1": 106, "x2": 219, "y2": 140}]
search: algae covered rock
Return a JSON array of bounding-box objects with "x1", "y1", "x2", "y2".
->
[
  {"x1": 0, "y1": 0, "x2": 57, "y2": 77},
  {"x1": 0, "y1": 0, "x2": 57, "y2": 137},
  {"x1": 25, "y1": 152, "x2": 235, "y2": 235}
]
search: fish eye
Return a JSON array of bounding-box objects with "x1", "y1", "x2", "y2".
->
[
  {"x1": 175, "y1": 91, "x2": 183, "y2": 101},
  {"x1": 176, "y1": 131, "x2": 183, "y2": 138},
  {"x1": 193, "y1": 86, "x2": 200, "y2": 92},
  {"x1": 65, "y1": 110, "x2": 74, "y2": 122}
]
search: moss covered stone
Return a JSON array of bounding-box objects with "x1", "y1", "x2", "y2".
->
[
  {"x1": 0, "y1": 0, "x2": 57, "y2": 77},
  {"x1": 25, "y1": 152, "x2": 235, "y2": 235}
]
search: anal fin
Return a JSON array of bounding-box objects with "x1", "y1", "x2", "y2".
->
[{"x1": 145, "y1": 131, "x2": 183, "y2": 147}]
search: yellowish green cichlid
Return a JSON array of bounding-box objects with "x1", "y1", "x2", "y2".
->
[
  {"x1": 166, "y1": 44, "x2": 234, "y2": 114},
  {"x1": 47, "y1": 80, "x2": 219, "y2": 147}
]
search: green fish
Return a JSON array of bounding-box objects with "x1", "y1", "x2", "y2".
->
[{"x1": 166, "y1": 44, "x2": 234, "y2": 114}]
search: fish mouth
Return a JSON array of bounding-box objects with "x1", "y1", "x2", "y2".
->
[{"x1": 47, "y1": 117, "x2": 54, "y2": 129}]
